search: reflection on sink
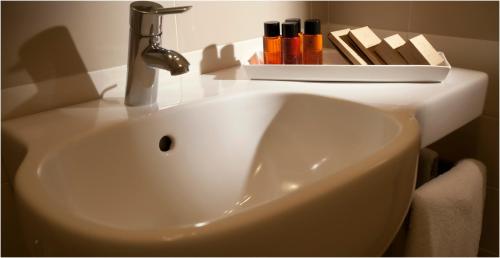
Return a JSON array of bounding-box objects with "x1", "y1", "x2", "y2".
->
[{"x1": 11, "y1": 92, "x2": 419, "y2": 256}]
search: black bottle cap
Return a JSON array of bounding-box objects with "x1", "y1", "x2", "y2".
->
[
  {"x1": 264, "y1": 21, "x2": 280, "y2": 37},
  {"x1": 285, "y1": 18, "x2": 301, "y2": 32},
  {"x1": 305, "y1": 19, "x2": 321, "y2": 35},
  {"x1": 282, "y1": 22, "x2": 298, "y2": 37}
]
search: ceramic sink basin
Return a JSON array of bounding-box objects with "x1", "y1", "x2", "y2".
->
[{"x1": 4, "y1": 92, "x2": 419, "y2": 256}]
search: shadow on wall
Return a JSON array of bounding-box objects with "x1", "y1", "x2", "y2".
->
[
  {"x1": 200, "y1": 44, "x2": 240, "y2": 80},
  {"x1": 3, "y1": 26, "x2": 100, "y2": 119}
]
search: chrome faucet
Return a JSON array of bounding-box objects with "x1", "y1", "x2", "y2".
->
[{"x1": 126, "y1": 1, "x2": 191, "y2": 106}]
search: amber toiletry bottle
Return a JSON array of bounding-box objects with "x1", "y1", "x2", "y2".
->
[
  {"x1": 303, "y1": 19, "x2": 323, "y2": 64},
  {"x1": 285, "y1": 18, "x2": 303, "y2": 55},
  {"x1": 281, "y1": 22, "x2": 301, "y2": 64},
  {"x1": 263, "y1": 21, "x2": 282, "y2": 64}
]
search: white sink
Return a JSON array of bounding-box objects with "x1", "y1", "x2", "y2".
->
[{"x1": 4, "y1": 91, "x2": 419, "y2": 256}]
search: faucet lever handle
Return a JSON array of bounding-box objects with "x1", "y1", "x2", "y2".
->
[
  {"x1": 130, "y1": 1, "x2": 191, "y2": 36},
  {"x1": 154, "y1": 6, "x2": 192, "y2": 15}
]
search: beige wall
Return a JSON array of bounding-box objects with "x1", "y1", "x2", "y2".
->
[
  {"x1": 1, "y1": 1, "x2": 310, "y2": 89},
  {"x1": 312, "y1": 1, "x2": 498, "y2": 256},
  {"x1": 2, "y1": 1, "x2": 129, "y2": 89}
]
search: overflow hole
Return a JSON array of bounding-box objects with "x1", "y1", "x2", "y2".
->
[{"x1": 159, "y1": 135, "x2": 174, "y2": 152}]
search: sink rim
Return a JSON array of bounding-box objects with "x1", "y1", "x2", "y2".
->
[{"x1": 11, "y1": 91, "x2": 420, "y2": 245}]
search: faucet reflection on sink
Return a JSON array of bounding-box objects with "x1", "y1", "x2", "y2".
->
[{"x1": 125, "y1": 1, "x2": 191, "y2": 107}]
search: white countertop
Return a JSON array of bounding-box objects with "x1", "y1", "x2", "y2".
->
[{"x1": 2, "y1": 63, "x2": 488, "y2": 149}]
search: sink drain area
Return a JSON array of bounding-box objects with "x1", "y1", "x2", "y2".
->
[{"x1": 159, "y1": 135, "x2": 174, "y2": 152}]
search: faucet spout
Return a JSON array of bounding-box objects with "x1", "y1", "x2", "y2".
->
[{"x1": 142, "y1": 44, "x2": 190, "y2": 76}]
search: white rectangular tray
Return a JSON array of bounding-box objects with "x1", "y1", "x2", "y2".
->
[{"x1": 243, "y1": 48, "x2": 451, "y2": 82}]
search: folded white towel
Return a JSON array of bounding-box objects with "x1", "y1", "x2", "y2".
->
[{"x1": 404, "y1": 159, "x2": 487, "y2": 257}]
